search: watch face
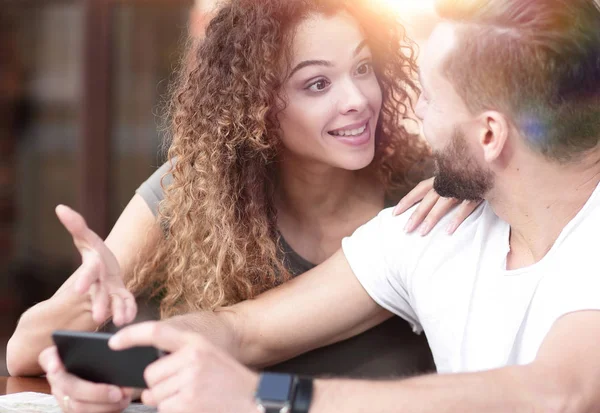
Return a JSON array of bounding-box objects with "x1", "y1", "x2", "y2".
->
[{"x1": 257, "y1": 373, "x2": 294, "y2": 402}]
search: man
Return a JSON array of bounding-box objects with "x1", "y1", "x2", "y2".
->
[{"x1": 40, "y1": 0, "x2": 600, "y2": 412}]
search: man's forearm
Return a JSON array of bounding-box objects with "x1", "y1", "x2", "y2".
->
[
  {"x1": 310, "y1": 364, "x2": 572, "y2": 413},
  {"x1": 162, "y1": 304, "x2": 310, "y2": 368},
  {"x1": 162, "y1": 307, "x2": 247, "y2": 362}
]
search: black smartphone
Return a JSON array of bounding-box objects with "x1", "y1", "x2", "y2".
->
[{"x1": 52, "y1": 330, "x2": 165, "y2": 388}]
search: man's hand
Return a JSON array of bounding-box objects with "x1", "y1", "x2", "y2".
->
[
  {"x1": 55, "y1": 205, "x2": 137, "y2": 326},
  {"x1": 110, "y1": 322, "x2": 259, "y2": 413},
  {"x1": 39, "y1": 346, "x2": 133, "y2": 413}
]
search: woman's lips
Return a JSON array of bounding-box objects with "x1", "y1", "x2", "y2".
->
[{"x1": 329, "y1": 120, "x2": 371, "y2": 147}]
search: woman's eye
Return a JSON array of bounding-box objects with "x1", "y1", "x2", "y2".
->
[
  {"x1": 307, "y1": 79, "x2": 330, "y2": 92},
  {"x1": 356, "y1": 62, "x2": 373, "y2": 76}
]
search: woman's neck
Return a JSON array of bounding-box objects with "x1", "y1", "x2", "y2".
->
[
  {"x1": 274, "y1": 154, "x2": 386, "y2": 265},
  {"x1": 275, "y1": 155, "x2": 384, "y2": 224}
]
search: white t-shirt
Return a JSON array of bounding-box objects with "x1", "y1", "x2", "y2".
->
[{"x1": 342, "y1": 184, "x2": 600, "y2": 373}]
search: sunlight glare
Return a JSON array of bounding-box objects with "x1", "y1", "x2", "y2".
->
[{"x1": 377, "y1": 0, "x2": 436, "y2": 13}]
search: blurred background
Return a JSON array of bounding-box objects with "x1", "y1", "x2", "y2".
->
[{"x1": 0, "y1": 0, "x2": 438, "y2": 375}]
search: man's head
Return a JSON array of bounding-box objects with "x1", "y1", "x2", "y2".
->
[{"x1": 416, "y1": 0, "x2": 600, "y2": 200}]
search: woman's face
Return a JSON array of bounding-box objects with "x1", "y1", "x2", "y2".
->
[{"x1": 277, "y1": 11, "x2": 383, "y2": 170}]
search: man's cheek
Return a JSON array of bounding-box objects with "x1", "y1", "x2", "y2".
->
[{"x1": 422, "y1": 125, "x2": 437, "y2": 147}]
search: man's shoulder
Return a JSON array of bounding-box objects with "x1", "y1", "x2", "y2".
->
[
  {"x1": 555, "y1": 201, "x2": 600, "y2": 260},
  {"x1": 379, "y1": 200, "x2": 496, "y2": 240},
  {"x1": 353, "y1": 201, "x2": 502, "y2": 269},
  {"x1": 345, "y1": 201, "x2": 502, "y2": 273}
]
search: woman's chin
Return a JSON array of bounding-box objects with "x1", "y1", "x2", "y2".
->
[{"x1": 335, "y1": 151, "x2": 376, "y2": 171}]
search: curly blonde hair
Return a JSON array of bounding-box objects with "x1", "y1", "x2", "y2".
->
[{"x1": 128, "y1": 0, "x2": 430, "y2": 317}]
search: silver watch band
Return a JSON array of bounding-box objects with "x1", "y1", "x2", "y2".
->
[{"x1": 256, "y1": 401, "x2": 291, "y2": 413}]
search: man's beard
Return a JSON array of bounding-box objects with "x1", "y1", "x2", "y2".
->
[{"x1": 432, "y1": 127, "x2": 494, "y2": 201}]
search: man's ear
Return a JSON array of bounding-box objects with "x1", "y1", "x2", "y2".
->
[{"x1": 477, "y1": 111, "x2": 509, "y2": 163}]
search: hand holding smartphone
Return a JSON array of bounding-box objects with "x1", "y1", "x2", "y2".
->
[{"x1": 52, "y1": 330, "x2": 166, "y2": 388}]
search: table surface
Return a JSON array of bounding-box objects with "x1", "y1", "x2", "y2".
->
[{"x1": 0, "y1": 377, "x2": 50, "y2": 396}]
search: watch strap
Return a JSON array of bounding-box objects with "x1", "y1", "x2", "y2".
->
[{"x1": 291, "y1": 376, "x2": 313, "y2": 413}]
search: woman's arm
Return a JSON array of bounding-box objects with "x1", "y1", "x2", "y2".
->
[{"x1": 6, "y1": 194, "x2": 160, "y2": 376}]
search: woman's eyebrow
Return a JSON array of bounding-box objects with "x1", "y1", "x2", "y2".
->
[
  {"x1": 289, "y1": 60, "x2": 333, "y2": 78},
  {"x1": 353, "y1": 39, "x2": 367, "y2": 57},
  {"x1": 289, "y1": 39, "x2": 368, "y2": 78}
]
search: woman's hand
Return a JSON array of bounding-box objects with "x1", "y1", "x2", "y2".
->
[
  {"x1": 56, "y1": 205, "x2": 137, "y2": 326},
  {"x1": 110, "y1": 322, "x2": 259, "y2": 413},
  {"x1": 39, "y1": 346, "x2": 133, "y2": 413},
  {"x1": 392, "y1": 177, "x2": 482, "y2": 235}
]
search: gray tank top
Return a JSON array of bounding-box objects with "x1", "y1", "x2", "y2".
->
[{"x1": 136, "y1": 163, "x2": 434, "y2": 378}]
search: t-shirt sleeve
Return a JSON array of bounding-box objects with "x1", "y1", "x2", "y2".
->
[
  {"x1": 549, "y1": 258, "x2": 600, "y2": 319},
  {"x1": 341, "y1": 208, "x2": 422, "y2": 333},
  {"x1": 533, "y1": 240, "x2": 600, "y2": 349},
  {"x1": 135, "y1": 161, "x2": 173, "y2": 217}
]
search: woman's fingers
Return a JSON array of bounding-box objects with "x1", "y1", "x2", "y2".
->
[
  {"x1": 73, "y1": 253, "x2": 104, "y2": 295},
  {"x1": 393, "y1": 179, "x2": 482, "y2": 236},
  {"x1": 90, "y1": 283, "x2": 110, "y2": 325},
  {"x1": 406, "y1": 198, "x2": 482, "y2": 236},
  {"x1": 122, "y1": 294, "x2": 138, "y2": 324},
  {"x1": 393, "y1": 177, "x2": 435, "y2": 216},
  {"x1": 110, "y1": 293, "x2": 126, "y2": 326},
  {"x1": 416, "y1": 196, "x2": 459, "y2": 236},
  {"x1": 55, "y1": 205, "x2": 104, "y2": 255},
  {"x1": 404, "y1": 190, "x2": 441, "y2": 233},
  {"x1": 57, "y1": 204, "x2": 121, "y2": 291},
  {"x1": 446, "y1": 200, "x2": 482, "y2": 234}
]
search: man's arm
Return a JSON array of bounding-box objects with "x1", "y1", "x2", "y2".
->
[
  {"x1": 164, "y1": 249, "x2": 393, "y2": 367},
  {"x1": 311, "y1": 310, "x2": 600, "y2": 413},
  {"x1": 106, "y1": 310, "x2": 598, "y2": 413}
]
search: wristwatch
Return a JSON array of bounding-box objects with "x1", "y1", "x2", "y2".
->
[{"x1": 254, "y1": 372, "x2": 313, "y2": 413}]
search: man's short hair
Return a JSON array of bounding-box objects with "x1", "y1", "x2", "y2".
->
[{"x1": 435, "y1": 0, "x2": 600, "y2": 162}]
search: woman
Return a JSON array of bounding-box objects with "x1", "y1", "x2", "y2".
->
[{"x1": 9, "y1": 0, "x2": 477, "y2": 393}]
